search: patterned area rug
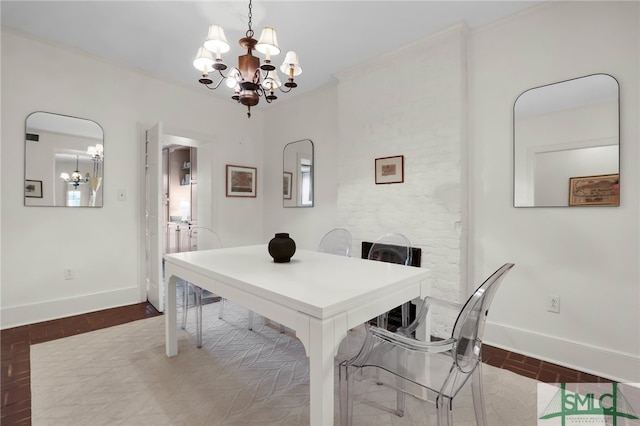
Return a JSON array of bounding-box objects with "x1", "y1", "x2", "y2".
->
[{"x1": 31, "y1": 299, "x2": 539, "y2": 425}]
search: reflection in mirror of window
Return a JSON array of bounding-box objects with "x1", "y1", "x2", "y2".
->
[
  {"x1": 67, "y1": 190, "x2": 82, "y2": 207},
  {"x1": 301, "y1": 162, "x2": 312, "y2": 206},
  {"x1": 513, "y1": 74, "x2": 619, "y2": 207}
]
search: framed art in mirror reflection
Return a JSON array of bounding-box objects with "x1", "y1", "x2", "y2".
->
[
  {"x1": 283, "y1": 172, "x2": 292, "y2": 200},
  {"x1": 25, "y1": 179, "x2": 43, "y2": 198},
  {"x1": 569, "y1": 174, "x2": 619, "y2": 206}
]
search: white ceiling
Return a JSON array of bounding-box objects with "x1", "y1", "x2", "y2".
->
[{"x1": 1, "y1": 1, "x2": 540, "y2": 105}]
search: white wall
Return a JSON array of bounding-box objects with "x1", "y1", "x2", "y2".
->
[
  {"x1": 335, "y1": 24, "x2": 468, "y2": 306},
  {"x1": 262, "y1": 25, "x2": 469, "y2": 315},
  {"x1": 469, "y1": 1, "x2": 639, "y2": 381},
  {"x1": 262, "y1": 84, "x2": 340, "y2": 250},
  {"x1": 1, "y1": 29, "x2": 265, "y2": 327}
]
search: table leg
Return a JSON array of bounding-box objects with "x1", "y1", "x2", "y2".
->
[
  {"x1": 165, "y1": 275, "x2": 178, "y2": 357},
  {"x1": 308, "y1": 313, "x2": 349, "y2": 426},
  {"x1": 308, "y1": 316, "x2": 335, "y2": 425}
]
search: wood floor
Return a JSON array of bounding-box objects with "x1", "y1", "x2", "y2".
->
[{"x1": 0, "y1": 302, "x2": 611, "y2": 426}]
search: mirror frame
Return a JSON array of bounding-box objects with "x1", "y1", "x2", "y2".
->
[
  {"x1": 24, "y1": 111, "x2": 104, "y2": 207},
  {"x1": 282, "y1": 139, "x2": 314, "y2": 208},
  {"x1": 513, "y1": 73, "x2": 620, "y2": 208}
]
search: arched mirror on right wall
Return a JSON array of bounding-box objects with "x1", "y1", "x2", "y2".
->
[{"x1": 513, "y1": 73, "x2": 620, "y2": 207}]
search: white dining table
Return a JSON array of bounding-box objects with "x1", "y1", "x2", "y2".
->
[{"x1": 164, "y1": 244, "x2": 430, "y2": 425}]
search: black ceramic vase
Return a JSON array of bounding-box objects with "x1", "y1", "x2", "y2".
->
[{"x1": 268, "y1": 233, "x2": 296, "y2": 263}]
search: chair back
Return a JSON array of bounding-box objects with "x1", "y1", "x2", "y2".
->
[
  {"x1": 183, "y1": 227, "x2": 223, "y2": 252},
  {"x1": 451, "y1": 263, "x2": 514, "y2": 373},
  {"x1": 317, "y1": 228, "x2": 352, "y2": 256},
  {"x1": 367, "y1": 233, "x2": 412, "y2": 266}
]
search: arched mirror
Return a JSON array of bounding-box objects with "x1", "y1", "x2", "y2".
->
[
  {"x1": 25, "y1": 112, "x2": 104, "y2": 207},
  {"x1": 514, "y1": 74, "x2": 619, "y2": 207},
  {"x1": 283, "y1": 139, "x2": 313, "y2": 207}
]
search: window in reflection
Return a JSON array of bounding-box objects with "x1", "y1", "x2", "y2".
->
[
  {"x1": 67, "y1": 190, "x2": 82, "y2": 207},
  {"x1": 301, "y1": 161, "x2": 312, "y2": 206}
]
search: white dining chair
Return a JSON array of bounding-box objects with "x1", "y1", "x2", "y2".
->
[{"x1": 367, "y1": 232, "x2": 413, "y2": 330}]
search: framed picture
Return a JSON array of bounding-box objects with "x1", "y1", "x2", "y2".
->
[
  {"x1": 375, "y1": 155, "x2": 404, "y2": 184},
  {"x1": 226, "y1": 165, "x2": 257, "y2": 197},
  {"x1": 569, "y1": 174, "x2": 619, "y2": 206},
  {"x1": 25, "y1": 179, "x2": 43, "y2": 198},
  {"x1": 283, "y1": 172, "x2": 292, "y2": 200}
]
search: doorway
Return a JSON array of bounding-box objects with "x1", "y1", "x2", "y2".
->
[
  {"x1": 163, "y1": 145, "x2": 197, "y2": 254},
  {"x1": 144, "y1": 123, "x2": 215, "y2": 312}
]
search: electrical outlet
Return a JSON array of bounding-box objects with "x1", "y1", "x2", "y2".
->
[
  {"x1": 64, "y1": 268, "x2": 74, "y2": 280},
  {"x1": 547, "y1": 295, "x2": 560, "y2": 313}
]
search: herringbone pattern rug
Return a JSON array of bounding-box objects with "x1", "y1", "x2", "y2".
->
[{"x1": 31, "y1": 299, "x2": 539, "y2": 425}]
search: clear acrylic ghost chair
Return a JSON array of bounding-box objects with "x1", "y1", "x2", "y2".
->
[
  {"x1": 179, "y1": 227, "x2": 223, "y2": 348},
  {"x1": 339, "y1": 263, "x2": 515, "y2": 426},
  {"x1": 367, "y1": 232, "x2": 413, "y2": 330},
  {"x1": 318, "y1": 227, "x2": 352, "y2": 257}
]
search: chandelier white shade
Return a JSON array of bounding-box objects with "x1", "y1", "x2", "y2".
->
[
  {"x1": 193, "y1": 0, "x2": 302, "y2": 117},
  {"x1": 87, "y1": 143, "x2": 104, "y2": 160},
  {"x1": 255, "y1": 27, "x2": 280, "y2": 57},
  {"x1": 280, "y1": 51, "x2": 302, "y2": 76},
  {"x1": 203, "y1": 25, "x2": 230, "y2": 57}
]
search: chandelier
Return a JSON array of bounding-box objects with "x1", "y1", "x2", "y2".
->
[
  {"x1": 192, "y1": 0, "x2": 302, "y2": 118},
  {"x1": 60, "y1": 155, "x2": 89, "y2": 189}
]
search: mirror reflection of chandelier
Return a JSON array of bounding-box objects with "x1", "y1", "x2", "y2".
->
[
  {"x1": 60, "y1": 155, "x2": 89, "y2": 189},
  {"x1": 192, "y1": 0, "x2": 302, "y2": 118},
  {"x1": 87, "y1": 144, "x2": 104, "y2": 183},
  {"x1": 87, "y1": 143, "x2": 103, "y2": 161}
]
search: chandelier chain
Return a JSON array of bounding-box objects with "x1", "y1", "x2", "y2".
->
[{"x1": 246, "y1": 0, "x2": 254, "y2": 39}]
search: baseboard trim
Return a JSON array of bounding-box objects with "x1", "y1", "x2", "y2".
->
[
  {"x1": 1, "y1": 287, "x2": 142, "y2": 329},
  {"x1": 485, "y1": 321, "x2": 640, "y2": 383}
]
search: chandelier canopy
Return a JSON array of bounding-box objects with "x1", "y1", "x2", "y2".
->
[{"x1": 193, "y1": 0, "x2": 302, "y2": 118}]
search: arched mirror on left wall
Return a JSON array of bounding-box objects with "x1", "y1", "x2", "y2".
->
[{"x1": 24, "y1": 111, "x2": 104, "y2": 207}]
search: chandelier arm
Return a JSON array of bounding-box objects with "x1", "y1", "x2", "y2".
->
[
  {"x1": 256, "y1": 87, "x2": 274, "y2": 104},
  {"x1": 252, "y1": 86, "x2": 265, "y2": 98},
  {"x1": 201, "y1": 71, "x2": 228, "y2": 90},
  {"x1": 251, "y1": 67, "x2": 261, "y2": 85},
  {"x1": 277, "y1": 84, "x2": 294, "y2": 94}
]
